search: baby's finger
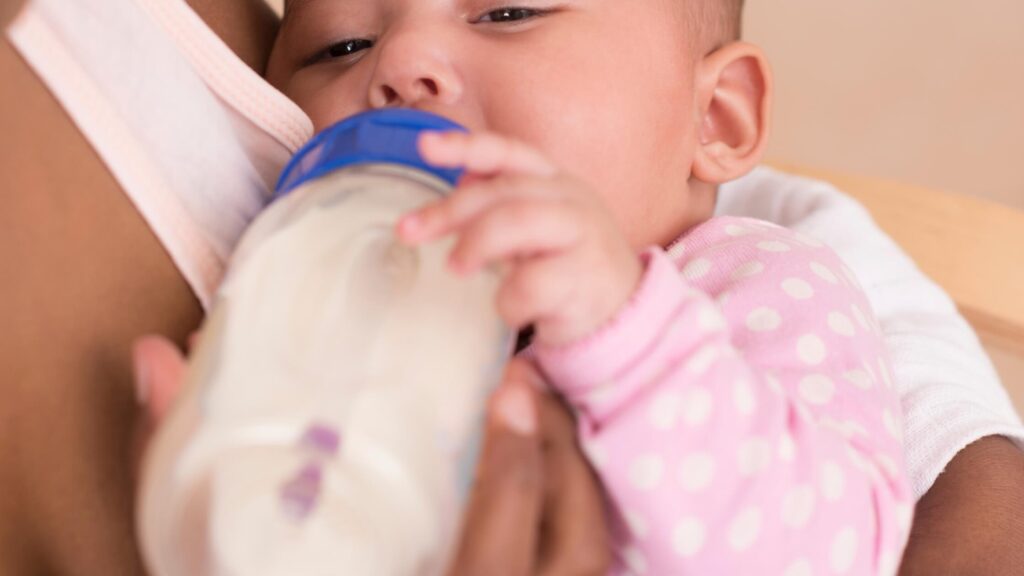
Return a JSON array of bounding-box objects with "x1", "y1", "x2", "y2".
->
[
  {"x1": 399, "y1": 175, "x2": 555, "y2": 244},
  {"x1": 496, "y1": 256, "x2": 575, "y2": 332},
  {"x1": 398, "y1": 180, "x2": 504, "y2": 244},
  {"x1": 448, "y1": 199, "x2": 580, "y2": 274},
  {"x1": 419, "y1": 131, "x2": 557, "y2": 178}
]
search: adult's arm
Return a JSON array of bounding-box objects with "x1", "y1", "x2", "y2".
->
[
  {"x1": 0, "y1": 29, "x2": 203, "y2": 575},
  {"x1": 718, "y1": 166, "x2": 1024, "y2": 574},
  {"x1": 0, "y1": 1, "x2": 279, "y2": 573},
  {"x1": 902, "y1": 435, "x2": 1024, "y2": 575}
]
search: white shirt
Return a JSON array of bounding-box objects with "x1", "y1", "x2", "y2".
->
[
  {"x1": 9, "y1": 0, "x2": 1022, "y2": 500},
  {"x1": 8, "y1": 0, "x2": 311, "y2": 308}
]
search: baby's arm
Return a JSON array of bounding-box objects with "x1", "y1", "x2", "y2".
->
[
  {"x1": 535, "y1": 217, "x2": 913, "y2": 575},
  {"x1": 718, "y1": 167, "x2": 1024, "y2": 497}
]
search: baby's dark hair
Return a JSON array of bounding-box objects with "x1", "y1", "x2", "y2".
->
[
  {"x1": 722, "y1": 0, "x2": 745, "y2": 40},
  {"x1": 689, "y1": 0, "x2": 745, "y2": 51}
]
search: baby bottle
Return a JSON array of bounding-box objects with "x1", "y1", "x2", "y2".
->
[{"x1": 137, "y1": 109, "x2": 511, "y2": 576}]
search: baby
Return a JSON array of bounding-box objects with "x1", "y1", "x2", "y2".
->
[{"x1": 266, "y1": 1, "x2": 912, "y2": 574}]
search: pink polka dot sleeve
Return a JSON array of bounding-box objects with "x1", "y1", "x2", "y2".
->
[{"x1": 533, "y1": 217, "x2": 914, "y2": 576}]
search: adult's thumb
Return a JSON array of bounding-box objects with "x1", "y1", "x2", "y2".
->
[
  {"x1": 132, "y1": 335, "x2": 187, "y2": 424},
  {"x1": 448, "y1": 359, "x2": 545, "y2": 576}
]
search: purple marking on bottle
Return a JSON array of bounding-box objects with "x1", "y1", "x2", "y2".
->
[
  {"x1": 279, "y1": 462, "x2": 323, "y2": 521},
  {"x1": 301, "y1": 423, "x2": 341, "y2": 457}
]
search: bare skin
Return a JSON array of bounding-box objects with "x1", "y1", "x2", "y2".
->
[
  {"x1": 0, "y1": 1, "x2": 268, "y2": 574},
  {"x1": 2, "y1": 1, "x2": 1023, "y2": 575},
  {"x1": 901, "y1": 435, "x2": 1024, "y2": 576}
]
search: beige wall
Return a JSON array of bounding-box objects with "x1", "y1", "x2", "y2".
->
[
  {"x1": 745, "y1": 2, "x2": 1024, "y2": 409},
  {"x1": 745, "y1": 1, "x2": 1024, "y2": 210}
]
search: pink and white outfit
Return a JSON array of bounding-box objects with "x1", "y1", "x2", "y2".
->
[
  {"x1": 534, "y1": 217, "x2": 913, "y2": 575},
  {"x1": 8, "y1": 0, "x2": 1024, "y2": 573}
]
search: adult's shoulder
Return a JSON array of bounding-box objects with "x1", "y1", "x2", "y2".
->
[
  {"x1": 2, "y1": 0, "x2": 26, "y2": 28},
  {"x1": 4, "y1": 0, "x2": 279, "y2": 69}
]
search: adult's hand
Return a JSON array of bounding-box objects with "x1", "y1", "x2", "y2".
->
[
  {"x1": 131, "y1": 336, "x2": 191, "y2": 483},
  {"x1": 446, "y1": 359, "x2": 612, "y2": 576},
  {"x1": 131, "y1": 340, "x2": 612, "y2": 576}
]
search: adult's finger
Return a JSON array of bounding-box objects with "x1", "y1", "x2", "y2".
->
[
  {"x1": 130, "y1": 335, "x2": 187, "y2": 486},
  {"x1": 132, "y1": 335, "x2": 187, "y2": 422},
  {"x1": 448, "y1": 359, "x2": 545, "y2": 576},
  {"x1": 534, "y1": 392, "x2": 613, "y2": 576}
]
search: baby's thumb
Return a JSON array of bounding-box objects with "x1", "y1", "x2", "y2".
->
[{"x1": 133, "y1": 335, "x2": 187, "y2": 423}]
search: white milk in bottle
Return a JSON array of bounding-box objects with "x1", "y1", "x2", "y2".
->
[{"x1": 138, "y1": 109, "x2": 511, "y2": 576}]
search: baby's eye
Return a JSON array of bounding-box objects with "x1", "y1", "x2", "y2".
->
[
  {"x1": 477, "y1": 7, "x2": 544, "y2": 23},
  {"x1": 308, "y1": 38, "x2": 374, "y2": 65},
  {"x1": 328, "y1": 39, "x2": 373, "y2": 58}
]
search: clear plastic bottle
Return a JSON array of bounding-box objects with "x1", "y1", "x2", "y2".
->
[{"x1": 138, "y1": 109, "x2": 511, "y2": 576}]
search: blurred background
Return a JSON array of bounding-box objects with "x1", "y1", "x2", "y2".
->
[
  {"x1": 746, "y1": 1, "x2": 1024, "y2": 211},
  {"x1": 744, "y1": 2, "x2": 1024, "y2": 408},
  {"x1": 264, "y1": 0, "x2": 1024, "y2": 407}
]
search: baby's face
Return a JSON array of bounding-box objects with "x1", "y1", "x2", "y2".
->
[{"x1": 268, "y1": 0, "x2": 709, "y2": 248}]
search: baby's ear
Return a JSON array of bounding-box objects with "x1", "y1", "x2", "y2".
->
[{"x1": 691, "y1": 42, "x2": 772, "y2": 185}]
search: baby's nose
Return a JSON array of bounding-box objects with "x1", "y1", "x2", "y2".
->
[{"x1": 368, "y1": 29, "x2": 463, "y2": 109}]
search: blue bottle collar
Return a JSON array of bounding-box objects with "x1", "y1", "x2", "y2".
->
[{"x1": 275, "y1": 109, "x2": 467, "y2": 198}]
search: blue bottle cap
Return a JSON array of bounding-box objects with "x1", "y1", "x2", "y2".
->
[{"x1": 274, "y1": 109, "x2": 467, "y2": 198}]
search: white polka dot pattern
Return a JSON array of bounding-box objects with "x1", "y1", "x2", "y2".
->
[
  {"x1": 799, "y1": 374, "x2": 835, "y2": 405},
  {"x1": 738, "y1": 437, "x2": 773, "y2": 476},
  {"x1": 797, "y1": 335, "x2": 827, "y2": 365},
  {"x1": 629, "y1": 455, "x2": 664, "y2": 491},
  {"x1": 783, "y1": 559, "x2": 813, "y2": 576},
  {"x1": 728, "y1": 507, "x2": 763, "y2": 551},
  {"x1": 830, "y1": 528, "x2": 858, "y2": 573},
  {"x1": 530, "y1": 217, "x2": 909, "y2": 575},
  {"x1": 672, "y1": 518, "x2": 706, "y2": 557},
  {"x1": 683, "y1": 258, "x2": 712, "y2": 281},
  {"x1": 683, "y1": 388, "x2": 714, "y2": 426},
  {"x1": 782, "y1": 278, "x2": 815, "y2": 300},
  {"x1": 810, "y1": 261, "x2": 839, "y2": 284},
  {"x1": 781, "y1": 485, "x2": 816, "y2": 528},
  {"x1": 678, "y1": 452, "x2": 716, "y2": 493},
  {"x1": 733, "y1": 260, "x2": 765, "y2": 280},
  {"x1": 746, "y1": 307, "x2": 782, "y2": 332},
  {"x1": 647, "y1": 391, "x2": 683, "y2": 431}
]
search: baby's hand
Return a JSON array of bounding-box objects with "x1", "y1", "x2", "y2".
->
[{"x1": 399, "y1": 131, "x2": 642, "y2": 347}]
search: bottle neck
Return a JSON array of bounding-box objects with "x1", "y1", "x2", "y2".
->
[{"x1": 295, "y1": 162, "x2": 453, "y2": 202}]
